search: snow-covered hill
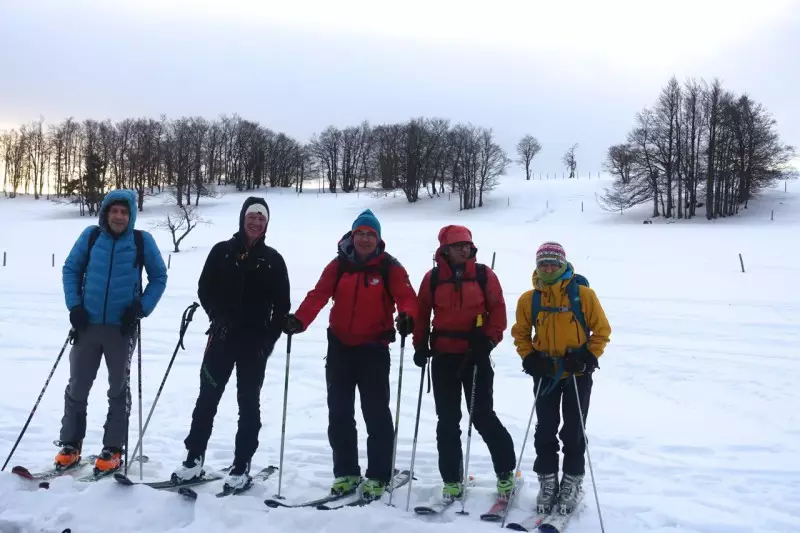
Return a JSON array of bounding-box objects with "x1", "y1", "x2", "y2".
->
[{"x1": 1, "y1": 176, "x2": 799, "y2": 533}]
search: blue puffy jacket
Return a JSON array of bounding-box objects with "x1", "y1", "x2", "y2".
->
[{"x1": 62, "y1": 189, "x2": 168, "y2": 325}]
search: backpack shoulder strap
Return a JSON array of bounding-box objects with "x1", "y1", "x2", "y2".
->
[
  {"x1": 475, "y1": 263, "x2": 487, "y2": 296},
  {"x1": 133, "y1": 230, "x2": 144, "y2": 270},
  {"x1": 80, "y1": 226, "x2": 102, "y2": 283},
  {"x1": 380, "y1": 254, "x2": 394, "y2": 300},
  {"x1": 133, "y1": 229, "x2": 145, "y2": 296},
  {"x1": 531, "y1": 289, "x2": 543, "y2": 330},
  {"x1": 429, "y1": 265, "x2": 439, "y2": 299},
  {"x1": 565, "y1": 276, "x2": 589, "y2": 337}
]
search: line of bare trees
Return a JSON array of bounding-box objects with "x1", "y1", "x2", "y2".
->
[
  {"x1": 601, "y1": 76, "x2": 796, "y2": 220},
  {"x1": 1, "y1": 114, "x2": 513, "y2": 212}
]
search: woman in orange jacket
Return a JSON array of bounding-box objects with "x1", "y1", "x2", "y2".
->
[{"x1": 510, "y1": 242, "x2": 611, "y2": 517}]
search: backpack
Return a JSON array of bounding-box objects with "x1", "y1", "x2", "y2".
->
[
  {"x1": 427, "y1": 263, "x2": 489, "y2": 343},
  {"x1": 531, "y1": 273, "x2": 590, "y2": 340},
  {"x1": 332, "y1": 254, "x2": 394, "y2": 301},
  {"x1": 531, "y1": 273, "x2": 591, "y2": 394},
  {"x1": 429, "y1": 263, "x2": 488, "y2": 300},
  {"x1": 82, "y1": 226, "x2": 145, "y2": 296}
]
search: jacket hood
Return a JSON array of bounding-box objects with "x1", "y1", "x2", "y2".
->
[
  {"x1": 238, "y1": 196, "x2": 270, "y2": 234},
  {"x1": 337, "y1": 230, "x2": 386, "y2": 265},
  {"x1": 532, "y1": 261, "x2": 575, "y2": 291},
  {"x1": 99, "y1": 189, "x2": 138, "y2": 236},
  {"x1": 435, "y1": 224, "x2": 477, "y2": 265}
]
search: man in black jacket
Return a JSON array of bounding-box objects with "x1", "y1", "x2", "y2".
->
[{"x1": 171, "y1": 197, "x2": 290, "y2": 491}]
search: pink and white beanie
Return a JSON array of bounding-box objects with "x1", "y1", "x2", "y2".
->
[{"x1": 536, "y1": 242, "x2": 567, "y2": 268}]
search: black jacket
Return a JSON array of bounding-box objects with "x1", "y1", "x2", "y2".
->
[{"x1": 197, "y1": 197, "x2": 290, "y2": 347}]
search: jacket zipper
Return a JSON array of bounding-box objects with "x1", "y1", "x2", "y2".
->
[{"x1": 102, "y1": 238, "x2": 117, "y2": 324}]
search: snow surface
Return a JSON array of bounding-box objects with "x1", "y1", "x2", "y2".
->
[{"x1": 1, "y1": 177, "x2": 799, "y2": 533}]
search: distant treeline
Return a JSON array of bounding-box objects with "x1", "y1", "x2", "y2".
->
[{"x1": 1, "y1": 115, "x2": 529, "y2": 214}]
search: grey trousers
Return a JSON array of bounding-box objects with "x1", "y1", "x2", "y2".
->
[{"x1": 59, "y1": 324, "x2": 136, "y2": 449}]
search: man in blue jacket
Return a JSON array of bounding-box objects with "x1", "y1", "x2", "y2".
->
[{"x1": 56, "y1": 189, "x2": 167, "y2": 473}]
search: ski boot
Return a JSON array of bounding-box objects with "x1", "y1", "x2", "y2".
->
[
  {"x1": 330, "y1": 475, "x2": 361, "y2": 496},
  {"x1": 54, "y1": 441, "x2": 82, "y2": 470},
  {"x1": 94, "y1": 447, "x2": 122, "y2": 473},
  {"x1": 361, "y1": 478, "x2": 387, "y2": 502},
  {"x1": 536, "y1": 473, "x2": 559, "y2": 514},
  {"x1": 442, "y1": 481, "x2": 463, "y2": 502},
  {"x1": 496, "y1": 471, "x2": 515, "y2": 500},
  {"x1": 556, "y1": 473, "x2": 583, "y2": 515},
  {"x1": 223, "y1": 460, "x2": 252, "y2": 492},
  {"x1": 170, "y1": 451, "x2": 205, "y2": 484}
]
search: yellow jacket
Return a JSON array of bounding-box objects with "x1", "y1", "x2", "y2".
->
[{"x1": 511, "y1": 265, "x2": 611, "y2": 375}]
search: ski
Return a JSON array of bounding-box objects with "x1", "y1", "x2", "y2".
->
[
  {"x1": 539, "y1": 491, "x2": 584, "y2": 533},
  {"x1": 113, "y1": 470, "x2": 225, "y2": 491},
  {"x1": 177, "y1": 465, "x2": 279, "y2": 500},
  {"x1": 11, "y1": 455, "x2": 98, "y2": 488},
  {"x1": 480, "y1": 473, "x2": 524, "y2": 522},
  {"x1": 264, "y1": 488, "x2": 357, "y2": 509},
  {"x1": 414, "y1": 497, "x2": 457, "y2": 515},
  {"x1": 316, "y1": 469, "x2": 411, "y2": 510},
  {"x1": 504, "y1": 511, "x2": 548, "y2": 531}
]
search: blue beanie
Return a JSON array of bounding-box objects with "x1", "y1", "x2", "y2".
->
[{"x1": 351, "y1": 209, "x2": 381, "y2": 239}]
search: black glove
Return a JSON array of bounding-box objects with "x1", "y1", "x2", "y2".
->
[
  {"x1": 563, "y1": 346, "x2": 598, "y2": 374},
  {"x1": 395, "y1": 313, "x2": 414, "y2": 337},
  {"x1": 413, "y1": 346, "x2": 431, "y2": 368},
  {"x1": 282, "y1": 313, "x2": 304, "y2": 335},
  {"x1": 522, "y1": 350, "x2": 552, "y2": 378},
  {"x1": 120, "y1": 301, "x2": 143, "y2": 336},
  {"x1": 69, "y1": 306, "x2": 89, "y2": 332},
  {"x1": 206, "y1": 312, "x2": 232, "y2": 340},
  {"x1": 469, "y1": 331, "x2": 495, "y2": 360}
]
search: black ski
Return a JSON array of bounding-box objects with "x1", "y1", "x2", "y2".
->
[
  {"x1": 178, "y1": 465, "x2": 278, "y2": 500},
  {"x1": 114, "y1": 470, "x2": 225, "y2": 490},
  {"x1": 317, "y1": 470, "x2": 412, "y2": 510},
  {"x1": 264, "y1": 488, "x2": 358, "y2": 509}
]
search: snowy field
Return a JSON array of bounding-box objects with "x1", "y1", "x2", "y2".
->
[{"x1": 1, "y1": 176, "x2": 799, "y2": 533}]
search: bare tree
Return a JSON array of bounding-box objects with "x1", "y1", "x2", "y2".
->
[
  {"x1": 152, "y1": 203, "x2": 209, "y2": 253},
  {"x1": 562, "y1": 143, "x2": 578, "y2": 178},
  {"x1": 516, "y1": 134, "x2": 542, "y2": 180}
]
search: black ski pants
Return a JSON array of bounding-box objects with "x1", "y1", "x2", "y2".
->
[
  {"x1": 533, "y1": 373, "x2": 593, "y2": 476},
  {"x1": 184, "y1": 330, "x2": 273, "y2": 466},
  {"x1": 325, "y1": 331, "x2": 394, "y2": 484},
  {"x1": 431, "y1": 353, "x2": 517, "y2": 483}
]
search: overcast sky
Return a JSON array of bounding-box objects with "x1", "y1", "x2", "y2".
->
[{"x1": 1, "y1": 0, "x2": 798, "y2": 174}]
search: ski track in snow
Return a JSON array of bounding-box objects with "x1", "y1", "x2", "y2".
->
[{"x1": 1, "y1": 178, "x2": 799, "y2": 533}]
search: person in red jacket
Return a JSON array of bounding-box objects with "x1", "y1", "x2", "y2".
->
[
  {"x1": 282, "y1": 209, "x2": 418, "y2": 501},
  {"x1": 412, "y1": 225, "x2": 517, "y2": 503}
]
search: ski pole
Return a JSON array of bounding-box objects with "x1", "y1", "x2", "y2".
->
[
  {"x1": 456, "y1": 314, "x2": 484, "y2": 516},
  {"x1": 404, "y1": 360, "x2": 427, "y2": 512},
  {"x1": 387, "y1": 323, "x2": 407, "y2": 506},
  {"x1": 137, "y1": 321, "x2": 144, "y2": 480},
  {"x1": 500, "y1": 380, "x2": 541, "y2": 528},
  {"x1": 1, "y1": 330, "x2": 73, "y2": 471},
  {"x1": 129, "y1": 302, "x2": 199, "y2": 464},
  {"x1": 274, "y1": 333, "x2": 292, "y2": 500},
  {"x1": 123, "y1": 330, "x2": 137, "y2": 476},
  {"x1": 573, "y1": 374, "x2": 606, "y2": 533}
]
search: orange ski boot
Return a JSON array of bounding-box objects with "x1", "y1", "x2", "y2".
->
[
  {"x1": 54, "y1": 441, "x2": 82, "y2": 470},
  {"x1": 94, "y1": 447, "x2": 122, "y2": 472}
]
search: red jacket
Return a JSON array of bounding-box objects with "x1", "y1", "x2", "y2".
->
[
  {"x1": 294, "y1": 233, "x2": 418, "y2": 347},
  {"x1": 412, "y1": 225, "x2": 507, "y2": 354}
]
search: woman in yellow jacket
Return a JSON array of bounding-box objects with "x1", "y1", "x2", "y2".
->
[{"x1": 510, "y1": 242, "x2": 611, "y2": 517}]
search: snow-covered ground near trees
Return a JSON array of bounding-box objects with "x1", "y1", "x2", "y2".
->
[{"x1": 1, "y1": 176, "x2": 799, "y2": 533}]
